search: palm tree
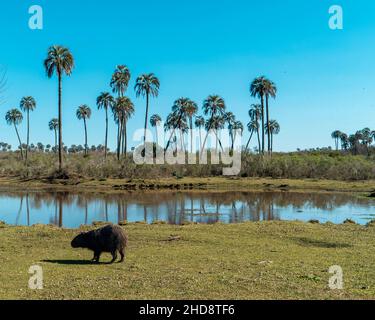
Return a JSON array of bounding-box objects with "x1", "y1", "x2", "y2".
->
[
  {"x1": 250, "y1": 77, "x2": 268, "y2": 154},
  {"x1": 185, "y1": 100, "x2": 198, "y2": 153},
  {"x1": 224, "y1": 112, "x2": 235, "y2": 150},
  {"x1": 331, "y1": 130, "x2": 342, "y2": 151},
  {"x1": 231, "y1": 120, "x2": 243, "y2": 150},
  {"x1": 135, "y1": 73, "x2": 160, "y2": 150},
  {"x1": 205, "y1": 115, "x2": 225, "y2": 152},
  {"x1": 249, "y1": 104, "x2": 262, "y2": 153},
  {"x1": 5, "y1": 109, "x2": 24, "y2": 159},
  {"x1": 246, "y1": 120, "x2": 259, "y2": 151},
  {"x1": 48, "y1": 118, "x2": 59, "y2": 153},
  {"x1": 265, "y1": 120, "x2": 280, "y2": 154},
  {"x1": 97, "y1": 92, "x2": 115, "y2": 159},
  {"x1": 150, "y1": 114, "x2": 162, "y2": 146},
  {"x1": 195, "y1": 116, "x2": 205, "y2": 152},
  {"x1": 76, "y1": 105, "x2": 92, "y2": 155},
  {"x1": 116, "y1": 96, "x2": 134, "y2": 155},
  {"x1": 110, "y1": 65, "x2": 131, "y2": 159},
  {"x1": 164, "y1": 98, "x2": 190, "y2": 152},
  {"x1": 201, "y1": 95, "x2": 226, "y2": 154},
  {"x1": 44, "y1": 45, "x2": 74, "y2": 170},
  {"x1": 263, "y1": 79, "x2": 277, "y2": 153},
  {"x1": 20, "y1": 96, "x2": 36, "y2": 161},
  {"x1": 340, "y1": 132, "x2": 349, "y2": 151}
]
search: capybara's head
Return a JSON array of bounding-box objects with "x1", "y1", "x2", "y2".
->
[{"x1": 71, "y1": 232, "x2": 88, "y2": 248}]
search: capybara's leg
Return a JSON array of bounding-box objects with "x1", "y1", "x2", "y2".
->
[
  {"x1": 119, "y1": 249, "x2": 125, "y2": 263},
  {"x1": 92, "y1": 251, "x2": 101, "y2": 263},
  {"x1": 110, "y1": 251, "x2": 118, "y2": 264}
]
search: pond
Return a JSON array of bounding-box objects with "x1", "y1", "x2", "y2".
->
[
  {"x1": 0, "y1": 191, "x2": 374, "y2": 228},
  {"x1": 0, "y1": 191, "x2": 375, "y2": 228}
]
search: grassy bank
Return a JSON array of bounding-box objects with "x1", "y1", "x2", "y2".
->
[
  {"x1": 1, "y1": 221, "x2": 375, "y2": 300},
  {"x1": 1, "y1": 151, "x2": 375, "y2": 182},
  {"x1": 0, "y1": 176, "x2": 374, "y2": 195}
]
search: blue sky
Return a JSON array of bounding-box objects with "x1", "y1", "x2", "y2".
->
[{"x1": 0, "y1": 0, "x2": 375, "y2": 152}]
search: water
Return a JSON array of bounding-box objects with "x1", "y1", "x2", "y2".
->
[{"x1": 0, "y1": 191, "x2": 374, "y2": 228}]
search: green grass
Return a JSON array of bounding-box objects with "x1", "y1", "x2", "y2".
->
[{"x1": 1, "y1": 221, "x2": 375, "y2": 300}]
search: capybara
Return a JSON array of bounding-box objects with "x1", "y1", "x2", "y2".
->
[{"x1": 71, "y1": 224, "x2": 128, "y2": 263}]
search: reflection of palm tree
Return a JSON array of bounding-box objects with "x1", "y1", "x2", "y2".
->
[
  {"x1": 26, "y1": 194, "x2": 30, "y2": 226},
  {"x1": 15, "y1": 196, "x2": 24, "y2": 226}
]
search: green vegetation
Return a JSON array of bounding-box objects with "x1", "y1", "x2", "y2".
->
[
  {"x1": 0, "y1": 151, "x2": 374, "y2": 183},
  {"x1": 1, "y1": 221, "x2": 375, "y2": 300}
]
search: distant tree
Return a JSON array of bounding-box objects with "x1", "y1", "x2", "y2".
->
[
  {"x1": 265, "y1": 120, "x2": 280, "y2": 154},
  {"x1": 48, "y1": 118, "x2": 59, "y2": 153},
  {"x1": 76, "y1": 105, "x2": 92, "y2": 155},
  {"x1": 194, "y1": 116, "x2": 205, "y2": 151},
  {"x1": 20, "y1": 96, "x2": 36, "y2": 161},
  {"x1": 201, "y1": 95, "x2": 226, "y2": 154},
  {"x1": 111, "y1": 65, "x2": 131, "y2": 159},
  {"x1": 150, "y1": 114, "x2": 162, "y2": 146},
  {"x1": 185, "y1": 100, "x2": 198, "y2": 153},
  {"x1": 331, "y1": 130, "x2": 342, "y2": 151},
  {"x1": 135, "y1": 73, "x2": 160, "y2": 150},
  {"x1": 97, "y1": 92, "x2": 115, "y2": 159},
  {"x1": 5, "y1": 109, "x2": 24, "y2": 159}
]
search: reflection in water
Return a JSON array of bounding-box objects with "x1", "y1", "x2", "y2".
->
[{"x1": 0, "y1": 191, "x2": 374, "y2": 228}]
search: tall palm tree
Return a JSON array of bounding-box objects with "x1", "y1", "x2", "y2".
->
[
  {"x1": 185, "y1": 100, "x2": 198, "y2": 153},
  {"x1": 201, "y1": 95, "x2": 226, "y2": 154},
  {"x1": 76, "y1": 105, "x2": 92, "y2": 156},
  {"x1": 250, "y1": 77, "x2": 268, "y2": 154},
  {"x1": 249, "y1": 104, "x2": 262, "y2": 153},
  {"x1": 20, "y1": 96, "x2": 36, "y2": 161},
  {"x1": 331, "y1": 130, "x2": 342, "y2": 151},
  {"x1": 44, "y1": 45, "x2": 74, "y2": 170},
  {"x1": 116, "y1": 96, "x2": 134, "y2": 156},
  {"x1": 195, "y1": 116, "x2": 205, "y2": 152},
  {"x1": 48, "y1": 118, "x2": 59, "y2": 153},
  {"x1": 150, "y1": 114, "x2": 162, "y2": 146},
  {"x1": 110, "y1": 65, "x2": 131, "y2": 159},
  {"x1": 97, "y1": 92, "x2": 115, "y2": 159},
  {"x1": 135, "y1": 73, "x2": 160, "y2": 149},
  {"x1": 265, "y1": 120, "x2": 280, "y2": 154},
  {"x1": 263, "y1": 79, "x2": 277, "y2": 153},
  {"x1": 5, "y1": 109, "x2": 24, "y2": 159}
]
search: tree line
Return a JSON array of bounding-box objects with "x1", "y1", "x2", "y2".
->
[{"x1": 5, "y1": 45, "x2": 281, "y2": 169}]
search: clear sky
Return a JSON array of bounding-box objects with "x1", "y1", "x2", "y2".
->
[{"x1": 0, "y1": 0, "x2": 375, "y2": 152}]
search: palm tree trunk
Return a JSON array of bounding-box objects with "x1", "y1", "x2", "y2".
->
[
  {"x1": 83, "y1": 118, "x2": 88, "y2": 156},
  {"x1": 124, "y1": 118, "x2": 128, "y2": 156},
  {"x1": 261, "y1": 95, "x2": 265, "y2": 154},
  {"x1": 200, "y1": 116, "x2": 213, "y2": 156},
  {"x1": 117, "y1": 119, "x2": 122, "y2": 160},
  {"x1": 199, "y1": 128, "x2": 202, "y2": 153},
  {"x1": 14, "y1": 124, "x2": 23, "y2": 160},
  {"x1": 190, "y1": 116, "x2": 193, "y2": 154},
  {"x1": 104, "y1": 107, "x2": 108, "y2": 159},
  {"x1": 257, "y1": 126, "x2": 261, "y2": 154},
  {"x1": 266, "y1": 94, "x2": 271, "y2": 154},
  {"x1": 245, "y1": 131, "x2": 254, "y2": 151},
  {"x1": 58, "y1": 72, "x2": 63, "y2": 170},
  {"x1": 271, "y1": 133, "x2": 274, "y2": 154},
  {"x1": 54, "y1": 129, "x2": 57, "y2": 154},
  {"x1": 26, "y1": 110, "x2": 30, "y2": 161},
  {"x1": 144, "y1": 93, "x2": 149, "y2": 148},
  {"x1": 121, "y1": 118, "x2": 125, "y2": 155}
]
